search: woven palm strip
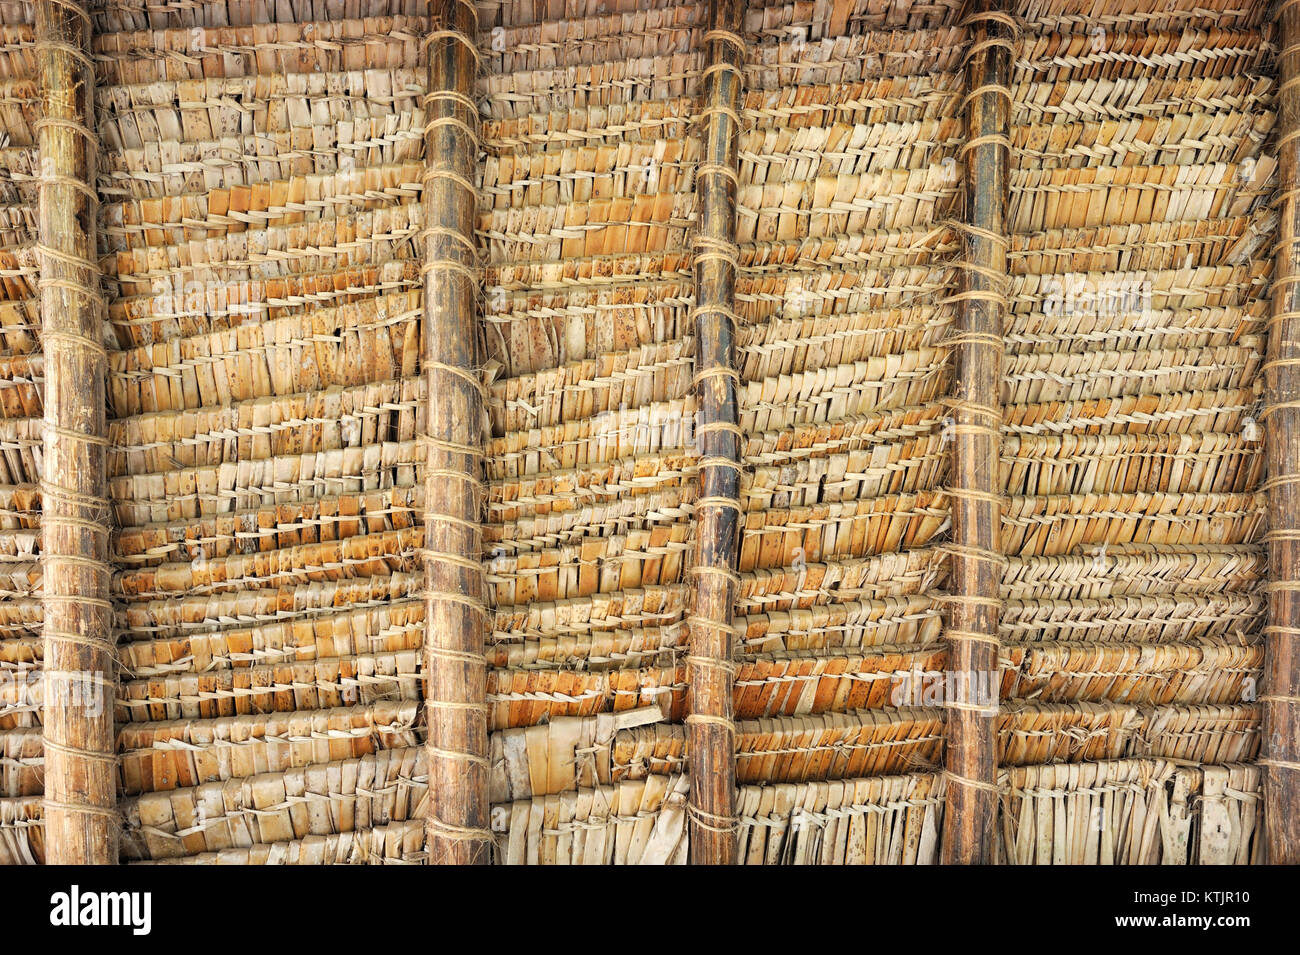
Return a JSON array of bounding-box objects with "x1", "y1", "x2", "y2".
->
[
  {"x1": 483, "y1": 698, "x2": 1260, "y2": 803},
  {"x1": 124, "y1": 769, "x2": 688, "y2": 865},
  {"x1": 120, "y1": 746, "x2": 426, "y2": 860},
  {"x1": 1001, "y1": 635, "x2": 1262, "y2": 705},
  {"x1": 1002, "y1": 593, "x2": 1265, "y2": 643},
  {"x1": 0, "y1": 4, "x2": 42, "y2": 862},
  {"x1": 998, "y1": 701, "x2": 1260, "y2": 765},
  {"x1": 476, "y1": 8, "x2": 705, "y2": 814},
  {"x1": 493, "y1": 773, "x2": 690, "y2": 865},
  {"x1": 736, "y1": 771, "x2": 945, "y2": 865},
  {"x1": 682, "y1": 0, "x2": 966, "y2": 827},
  {"x1": 488, "y1": 706, "x2": 943, "y2": 802},
  {"x1": 114, "y1": 700, "x2": 423, "y2": 796},
  {"x1": 81, "y1": 5, "x2": 433, "y2": 863},
  {"x1": 0, "y1": 793, "x2": 41, "y2": 864},
  {"x1": 142, "y1": 821, "x2": 427, "y2": 865},
  {"x1": 998, "y1": 758, "x2": 1263, "y2": 865},
  {"x1": 999, "y1": 0, "x2": 1273, "y2": 843}
]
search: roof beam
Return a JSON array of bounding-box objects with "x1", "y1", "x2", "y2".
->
[
  {"x1": 422, "y1": 0, "x2": 492, "y2": 865},
  {"x1": 940, "y1": 0, "x2": 1014, "y2": 866},
  {"x1": 1264, "y1": 0, "x2": 1300, "y2": 866},
  {"x1": 687, "y1": 0, "x2": 747, "y2": 865},
  {"x1": 36, "y1": 0, "x2": 116, "y2": 865}
]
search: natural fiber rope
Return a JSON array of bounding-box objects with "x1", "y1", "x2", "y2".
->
[
  {"x1": 945, "y1": 485, "x2": 1006, "y2": 506},
  {"x1": 689, "y1": 615, "x2": 741, "y2": 636},
  {"x1": 944, "y1": 699, "x2": 999, "y2": 715},
  {"x1": 688, "y1": 803, "x2": 739, "y2": 834},
  {"x1": 43, "y1": 630, "x2": 115, "y2": 656},
  {"x1": 426, "y1": 646, "x2": 487, "y2": 667},
  {"x1": 685, "y1": 713, "x2": 736, "y2": 729},
  {"x1": 690, "y1": 564, "x2": 741, "y2": 587},
  {"x1": 421, "y1": 225, "x2": 480, "y2": 259},
  {"x1": 702, "y1": 29, "x2": 746, "y2": 55},
  {"x1": 38, "y1": 171, "x2": 99, "y2": 205},
  {"x1": 695, "y1": 420, "x2": 744, "y2": 438},
  {"x1": 692, "y1": 365, "x2": 740, "y2": 388},
  {"x1": 1259, "y1": 758, "x2": 1300, "y2": 772},
  {"x1": 43, "y1": 799, "x2": 119, "y2": 821},
  {"x1": 425, "y1": 746, "x2": 488, "y2": 767},
  {"x1": 698, "y1": 454, "x2": 742, "y2": 471},
  {"x1": 696, "y1": 495, "x2": 743, "y2": 514},
  {"x1": 944, "y1": 771, "x2": 1001, "y2": 794},
  {"x1": 426, "y1": 699, "x2": 490, "y2": 712},
  {"x1": 424, "y1": 115, "x2": 480, "y2": 146},
  {"x1": 941, "y1": 542, "x2": 1009, "y2": 568},
  {"x1": 424, "y1": 591, "x2": 492, "y2": 617},
  {"x1": 41, "y1": 0, "x2": 92, "y2": 25},
  {"x1": 695, "y1": 161, "x2": 739, "y2": 186},
  {"x1": 421, "y1": 166, "x2": 478, "y2": 196},
  {"x1": 945, "y1": 629, "x2": 1001, "y2": 647},
  {"x1": 426, "y1": 816, "x2": 494, "y2": 842},
  {"x1": 420, "y1": 434, "x2": 486, "y2": 457},
  {"x1": 423, "y1": 29, "x2": 480, "y2": 66},
  {"x1": 41, "y1": 422, "x2": 110, "y2": 446},
  {"x1": 33, "y1": 38, "x2": 95, "y2": 73},
  {"x1": 423, "y1": 467, "x2": 485, "y2": 486},
  {"x1": 425, "y1": 360, "x2": 486, "y2": 396},
  {"x1": 32, "y1": 115, "x2": 99, "y2": 149},
  {"x1": 700, "y1": 61, "x2": 744, "y2": 84},
  {"x1": 685, "y1": 654, "x2": 739, "y2": 677},
  {"x1": 33, "y1": 243, "x2": 98, "y2": 274},
  {"x1": 419, "y1": 550, "x2": 483, "y2": 574},
  {"x1": 42, "y1": 737, "x2": 117, "y2": 763},
  {"x1": 420, "y1": 257, "x2": 479, "y2": 283},
  {"x1": 696, "y1": 104, "x2": 743, "y2": 128},
  {"x1": 423, "y1": 511, "x2": 483, "y2": 534}
]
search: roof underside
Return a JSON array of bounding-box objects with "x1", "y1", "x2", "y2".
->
[{"x1": 0, "y1": 0, "x2": 1275, "y2": 863}]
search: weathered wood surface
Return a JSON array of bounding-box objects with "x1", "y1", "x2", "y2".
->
[
  {"x1": 688, "y1": 0, "x2": 746, "y2": 865},
  {"x1": 942, "y1": 0, "x2": 1012, "y2": 866},
  {"x1": 423, "y1": 0, "x2": 492, "y2": 865},
  {"x1": 1264, "y1": 0, "x2": 1300, "y2": 867},
  {"x1": 36, "y1": 0, "x2": 116, "y2": 865}
]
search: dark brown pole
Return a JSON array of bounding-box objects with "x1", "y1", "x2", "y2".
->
[
  {"x1": 422, "y1": 0, "x2": 491, "y2": 864},
  {"x1": 1263, "y1": 0, "x2": 1300, "y2": 866},
  {"x1": 36, "y1": 0, "x2": 116, "y2": 864},
  {"x1": 941, "y1": 0, "x2": 1012, "y2": 866},
  {"x1": 687, "y1": 0, "x2": 746, "y2": 865}
]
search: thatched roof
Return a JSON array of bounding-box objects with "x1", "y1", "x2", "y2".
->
[{"x1": 0, "y1": 0, "x2": 1282, "y2": 865}]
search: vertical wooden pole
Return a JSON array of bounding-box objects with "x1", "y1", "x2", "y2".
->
[
  {"x1": 1263, "y1": 0, "x2": 1300, "y2": 866},
  {"x1": 422, "y1": 0, "x2": 491, "y2": 865},
  {"x1": 688, "y1": 0, "x2": 746, "y2": 866},
  {"x1": 35, "y1": 0, "x2": 116, "y2": 864},
  {"x1": 941, "y1": 0, "x2": 1012, "y2": 866}
]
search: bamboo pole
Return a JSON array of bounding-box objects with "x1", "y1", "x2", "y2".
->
[
  {"x1": 687, "y1": 0, "x2": 746, "y2": 866},
  {"x1": 35, "y1": 0, "x2": 116, "y2": 864},
  {"x1": 422, "y1": 0, "x2": 491, "y2": 865},
  {"x1": 941, "y1": 0, "x2": 1013, "y2": 866},
  {"x1": 1264, "y1": 0, "x2": 1300, "y2": 866}
]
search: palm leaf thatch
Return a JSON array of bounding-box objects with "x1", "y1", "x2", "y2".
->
[{"x1": 0, "y1": 0, "x2": 1288, "y2": 864}]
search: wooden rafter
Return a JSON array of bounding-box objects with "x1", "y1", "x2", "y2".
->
[
  {"x1": 423, "y1": 0, "x2": 492, "y2": 865},
  {"x1": 36, "y1": 0, "x2": 115, "y2": 865},
  {"x1": 941, "y1": 0, "x2": 1012, "y2": 865},
  {"x1": 687, "y1": 0, "x2": 747, "y2": 865}
]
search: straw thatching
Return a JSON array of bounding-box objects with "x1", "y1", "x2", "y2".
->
[{"x1": 0, "y1": 0, "x2": 1291, "y2": 864}]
